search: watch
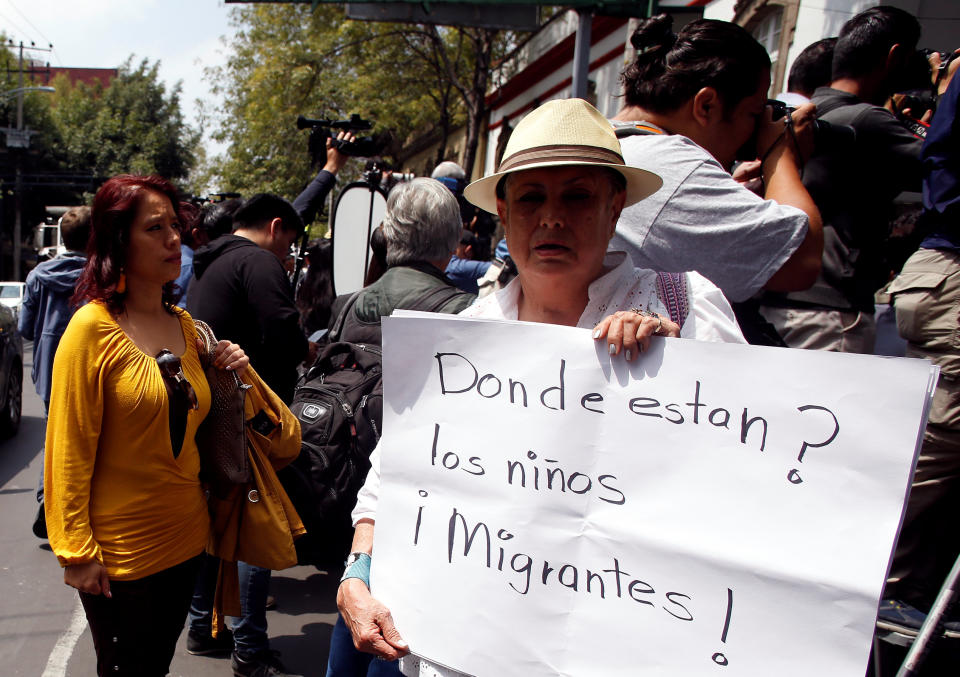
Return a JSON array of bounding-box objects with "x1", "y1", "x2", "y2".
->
[
  {"x1": 340, "y1": 551, "x2": 372, "y2": 587},
  {"x1": 344, "y1": 552, "x2": 366, "y2": 568}
]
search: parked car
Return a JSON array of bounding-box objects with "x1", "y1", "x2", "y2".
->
[
  {"x1": 0, "y1": 281, "x2": 26, "y2": 320},
  {"x1": 0, "y1": 303, "x2": 22, "y2": 438}
]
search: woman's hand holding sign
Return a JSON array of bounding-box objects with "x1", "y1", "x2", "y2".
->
[
  {"x1": 593, "y1": 309, "x2": 681, "y2": 362},
  {"x1": 337, "y1": 520, "x2": 410, "y2": 661}
]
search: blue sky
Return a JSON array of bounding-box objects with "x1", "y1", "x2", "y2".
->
[{"x1": 0, "y1": 0, "x2": 236, "y2": 154}]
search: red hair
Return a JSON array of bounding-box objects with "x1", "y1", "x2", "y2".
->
[{"x1": 73, "y1": 175, "x2": 195, "y2": 314}]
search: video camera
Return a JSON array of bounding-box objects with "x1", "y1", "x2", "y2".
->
[
  {"x1": 185, "y1": 191, "x2": 242, "y2": 207},
  {"x1": 207, "y1": 191, "x2": 242, "y2": 203},
  {"x1": 766, "y1": 99, "x2": 855, "y2": 154},
  {"x1": 296, "y1": 113, "x2": 384, "y2": 158},
  {"x1": 361, "y1": 159, "x2": 414, "y2": 192}
]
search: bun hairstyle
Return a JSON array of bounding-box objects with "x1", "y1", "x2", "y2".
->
[{"x1": 621, "y1": 15, "x2": 771, "y2": 115}]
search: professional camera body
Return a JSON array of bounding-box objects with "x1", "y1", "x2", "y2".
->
[
  {"x1": 361, "y1": 159, "x2": 414, "y2": 192},
  {"x1": 766, "y1": 99, "x2": 856, "y2": 154},
  {"x1": 915, "y1": 48, "x2": 959, "y2": 88},
  {"x1": 297, "y1": 114, "x2": 385, "y2": 159}
]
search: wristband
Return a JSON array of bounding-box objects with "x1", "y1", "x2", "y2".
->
[{"x1": 340, "y1": 552, "x2": 372, "y2": 588}]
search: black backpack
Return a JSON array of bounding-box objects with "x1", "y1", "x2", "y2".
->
[
  {"x1": 280, "y1": 283, "x2": 469, "y2": 569},
  {"x1": 280, "y1": 340, "x2": 383, "y2": 570}
]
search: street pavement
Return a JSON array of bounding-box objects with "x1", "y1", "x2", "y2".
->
[{"x1": 0, "y1": 344, "x2": 341, "y2": 676}]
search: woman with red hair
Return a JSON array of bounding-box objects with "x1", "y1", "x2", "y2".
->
[{"x1": 44, "y1": 175, "x2": 249, "y2": 676}]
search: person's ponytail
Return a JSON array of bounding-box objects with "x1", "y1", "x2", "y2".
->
[
  {"x1": 620, "y1": 16, "x2": 769, "y2": 115},
  {"x1": 621, "y1": 14, "x2": 675, "y2": 105}
]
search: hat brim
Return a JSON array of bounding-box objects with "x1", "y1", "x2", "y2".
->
[{"x1": 463, "y1": 160, "x2": 663, "y2": 215}]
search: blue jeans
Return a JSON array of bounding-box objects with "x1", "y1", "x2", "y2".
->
[
  {"x1": 36, "y1": 400, "x2": 48, "y2": 504},
  {"x1": 188, "y1": 556, "x2": 271, "y2": 657},
  {"x1": 234, "y1": 562, "x2": 271, "y2": 657},
  {"x1": 326, "y1": 615, "x2": 402, "y2": 677},
  {"x1": 187, "y1": 552, "x2": 221, "y2": 636}
]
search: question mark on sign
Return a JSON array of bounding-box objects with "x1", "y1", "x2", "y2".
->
[{"x1": 788, "y1": 405, "x2": 840, "y2": 484}]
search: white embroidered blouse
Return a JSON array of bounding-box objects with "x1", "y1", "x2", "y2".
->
[{"x1": 353, "y1": 251, "x2": 745, "y2": 676}]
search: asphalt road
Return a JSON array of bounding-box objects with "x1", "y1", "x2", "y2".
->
[{"x1": 0, "y1": 344, "x2": 341, "y2": 677}]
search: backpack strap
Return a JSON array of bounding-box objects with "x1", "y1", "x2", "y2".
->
[
  {"x1": 655, "y1": 272, "x2": 689, "y2": 328},
  {"x1": 328, "y1": 291, "x2": 362, "y2": 343},
  {"x1": 406, "y1": 284, "x2": 467, "y2": 313}
]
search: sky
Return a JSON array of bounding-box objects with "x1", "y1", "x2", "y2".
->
[{"x1": 0, "y1": 0, "x2": 237, "y2": 156}]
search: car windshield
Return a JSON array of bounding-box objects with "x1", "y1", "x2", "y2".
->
[{"x1": 0, "y1": 285, "x2": 21, "y2": 299}]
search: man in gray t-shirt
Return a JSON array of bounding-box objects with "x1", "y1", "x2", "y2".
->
[{"x1": 611, "y1": 130, "x2": 810, "y2": 303}]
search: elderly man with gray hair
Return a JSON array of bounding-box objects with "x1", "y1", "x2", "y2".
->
[
  {"x1": 324, "y1": 176, "x2": 474, "y2": 677},
  {"x1": 328, "y1": 177, "x2": 476, "y2": 346}
]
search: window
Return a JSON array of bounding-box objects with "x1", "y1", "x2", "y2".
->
[{"x1": 751, "y1": 8, "x2": 784, "y2": 68}]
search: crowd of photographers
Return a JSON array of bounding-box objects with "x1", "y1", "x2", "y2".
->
[{"x1": 22, "y1": 4, "x2": 960, "y2": 676}]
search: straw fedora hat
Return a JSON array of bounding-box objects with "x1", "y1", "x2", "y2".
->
[{"x1": 463, "y1": 98, "x2": 662, "y2": 215}]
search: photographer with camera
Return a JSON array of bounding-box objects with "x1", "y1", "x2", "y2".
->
[
  {"x1": 759, "y1": 6, "x2": 952, "y2": 353},
  {"x1": 293, "y1": 128, "x2": 356, "y2": 227},
  {"x1": 610, "y1": 15, "x2": 823, "y2": 326}
]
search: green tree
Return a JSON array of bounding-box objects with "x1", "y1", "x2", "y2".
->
[
  {"x1": 48, "y1": 58, "x2": 200, "y2": 182},
  {"x1": 205, "y1": 4, "x2": 519, "y2": 206}
]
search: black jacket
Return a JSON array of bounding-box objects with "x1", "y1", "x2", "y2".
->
[
  {"x1": 767, "y1": 87, "x2": 923, "y2": 313},
  {"x1": 187, "y1": 235, "x2": 307, "y2": 403}
]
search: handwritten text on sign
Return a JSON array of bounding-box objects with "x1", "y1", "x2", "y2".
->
[{"x1": 372, "y1": 314, "x2": 935, "y2": 676}]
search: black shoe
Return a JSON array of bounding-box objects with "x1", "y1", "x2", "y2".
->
[
  {"x1": 32, "y1": 504, "x2": 46, "y2": 539},
  {"x1": 187, "y1": 628, "x2": 234, "y2": 656},
  {"x1": 231, "y1": 650, "x2": 302, "y2": 677},
  {"x1": 877, "y1": 598, "x2": 926, "y2": 636},
  {"x1": 877, "y1": 599, "x2": 960, "y2": 639}
]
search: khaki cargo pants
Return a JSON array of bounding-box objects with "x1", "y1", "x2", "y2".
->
[{"x1": 885, "y1": 247, "x2": 960, "y2": 608}]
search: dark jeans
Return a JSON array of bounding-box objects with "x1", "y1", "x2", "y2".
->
[
  {"x1": 79, "y1": 555, "x2": 202, "y2": 677},
  {"x1": 188, "y1": 555, "x2": 271, "y2": 657},
  {"x1": 326, "y1": 614, "x2": 402, "y2": 677},
  {"x1": 36, "y1": 400, "x2": 48, "y2": 504}
]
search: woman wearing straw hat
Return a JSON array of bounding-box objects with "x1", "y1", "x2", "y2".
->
[{"x1": 330, "y1": 98, "x2": 745, "y2": 677}]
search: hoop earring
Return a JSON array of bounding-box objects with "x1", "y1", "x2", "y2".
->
[{"x1": 117, "y1": 271, "x2": 127, "y2": 294}]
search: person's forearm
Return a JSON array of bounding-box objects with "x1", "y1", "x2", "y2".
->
[
  {"x1": 293, "y1": 170, "x2": 337, "y2": 225},
  {"x1": 351, "y1": 519, "x2": 375, "y2": 555},
  {"x1": 762, "y1": 147, "x2": 823, "y2": 292}
]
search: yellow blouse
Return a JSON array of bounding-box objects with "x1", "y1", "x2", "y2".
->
[{"x1": 45, "y1": 301, "x2": 212, "y2": 580}]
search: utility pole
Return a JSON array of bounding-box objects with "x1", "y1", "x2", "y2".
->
[
  {"x1": 14, "y1": 42, "x2": 24, "y2": 281},
  {"x1": 571, "y1": 10, "x2": 593, "y2": 100},
  {"x1": 6, "y1": 40, "x2": 53, "y2": 280}
]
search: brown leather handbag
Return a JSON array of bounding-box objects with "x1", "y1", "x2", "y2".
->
[{"x1": 195, "y1": 319, "x2": 252, "y2": 495}]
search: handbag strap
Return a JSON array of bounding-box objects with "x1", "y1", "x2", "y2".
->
[
  {"x1": 655, "y1": 272, "x2": 689, "y2": 327},
  {"x1": 194, "y1": 319, "x2": 218, "y2": 367},
  {"x1": 194, "y1": 319, "x2": 244, "y2": 388}
]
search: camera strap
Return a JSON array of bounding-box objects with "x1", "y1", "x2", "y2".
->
[
  {"x1": 759, "y1": 114, "x2": 804, "y2": 180},
  {"x1": 613, "y1": 121, "x2": 667, "y2": 138}
]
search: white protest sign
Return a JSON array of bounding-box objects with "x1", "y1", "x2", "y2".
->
[{"x1": 371, "y1": 314, "x2": 936, "y2": 677}]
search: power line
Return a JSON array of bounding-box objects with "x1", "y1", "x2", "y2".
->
[
  {"x1": 5, "y1": 0, "x2": 52, "y2": 47},
  {"x1": 0, "y1": 8, "x2": 33, "y2": 43}
]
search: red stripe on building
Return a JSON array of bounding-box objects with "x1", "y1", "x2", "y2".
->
[
  {"x1": 487, "y1": 42, "x2": 625, "y2": 131},
  {"x1": 486, "y1": 15, "x2": 628, "y2": 111}
]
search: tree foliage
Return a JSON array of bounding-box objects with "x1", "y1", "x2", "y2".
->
[
  {"x1": 47, "y1": 58, "x2": 199, "y2": 182},
  {"x1": 204, "y1": 4, "x2": 517, "y2": 204},
  {"x1": 0, "y1": 46, "x2": 198, "y2": 278}
]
